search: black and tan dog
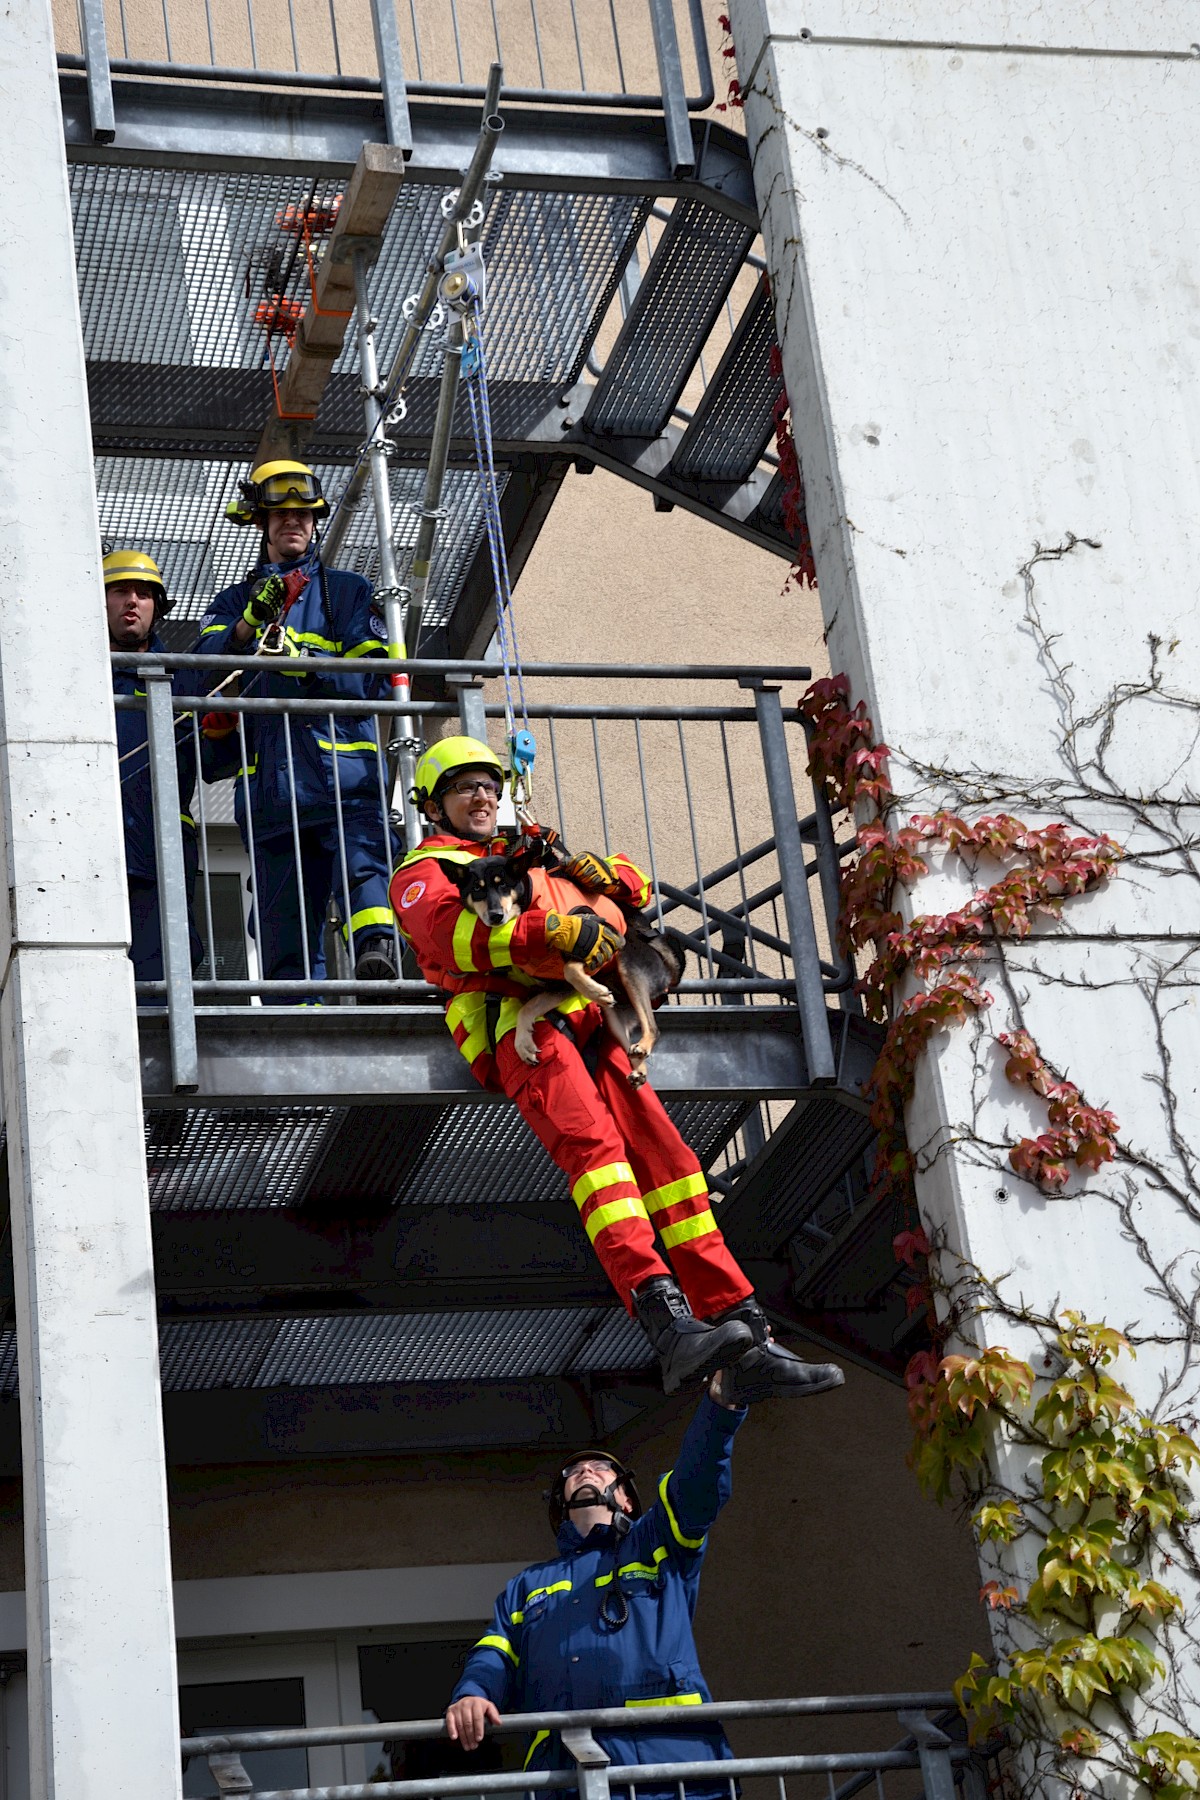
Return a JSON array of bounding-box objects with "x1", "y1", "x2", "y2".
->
[{"x1": 447, "y1": 844, "x2": 686, "y2": 1085}]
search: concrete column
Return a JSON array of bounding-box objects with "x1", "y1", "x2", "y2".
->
[
  {"x1": 0, "y1": 4, "x2": 181, "y2": 1796},
  {"x1": 731, "y1": 0, "x2": 1200, "y2": 1725}
]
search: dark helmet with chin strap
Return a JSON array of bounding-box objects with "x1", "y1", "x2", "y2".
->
[{"x1": 548, "y1": 1450, "x2": 643, "y2": 1539}]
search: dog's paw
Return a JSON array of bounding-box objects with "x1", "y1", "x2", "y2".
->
[
  {"x1": 515, "y1": 1035, "x2": 540, "y2": 1065},
  {"x1": 627, "y1": 1068, "x2": 648, "y2": 1088}
]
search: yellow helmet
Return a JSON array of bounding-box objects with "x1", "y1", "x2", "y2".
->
[
  {"x1": 413, "y1": 735, "x2": 505, "y2": 813},
  {"x1": 225, "y1": 459, "x2": 329, "y2": 525},
  {"x1": 102, "y1": 548, "x2": 171, "y2": 614}
]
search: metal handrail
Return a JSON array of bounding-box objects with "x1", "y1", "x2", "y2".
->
[
  {"x1": 183, "y1": 1690, "x2": 958, "y2": 1754},
  {"x1": 62, "y1": 0, "x2": 713, "y2": 150},
  {"x1": 116, "y1": 654, "x2": 842, "y2": 1093},
  {"x1": 111, "y1": 656, "x2": 813, "y2": 680},
  {"x1": 182, "y1": 1693, "x2": 971, "y2": 1800}
]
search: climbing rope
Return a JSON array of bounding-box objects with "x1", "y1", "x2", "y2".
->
[{"x1": 461, "y1": 296, "x2": 537, "y2": 813}]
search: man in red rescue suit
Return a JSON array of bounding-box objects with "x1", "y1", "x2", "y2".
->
[{"x1": 390, "y1": 735, "x2": 844, "y2": 1404}]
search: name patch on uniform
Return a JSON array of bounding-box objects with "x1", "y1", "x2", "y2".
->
[{"x1": 399, "y1": 880, "x2": 426, "y2": 909}]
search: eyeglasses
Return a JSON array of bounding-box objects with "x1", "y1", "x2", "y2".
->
[
  {"x1": 562, "y1": 1458, "x2": 619, "y2": 1483},
  {"x1": 444, "y1": 777, "x2": 502, "y2": 800}
]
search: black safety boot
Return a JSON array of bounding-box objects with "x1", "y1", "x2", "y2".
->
[
  {"x1": 714, "y1": 1297, "x2": 844, "y2": 1403},
  {"x1": 633, "y1": 1276, "x2": 753, "y2": 1395},
  {"x1": 354, "y1": 938, "x2": 399, "y2": 984}
]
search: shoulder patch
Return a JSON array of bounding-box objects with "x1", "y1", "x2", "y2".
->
[
  {"x1": 369, "y1": 612, "x2": 389, "y2": 639},
  {"x1": 398, "y1": 879, "x2": 426, "y2": 909}
]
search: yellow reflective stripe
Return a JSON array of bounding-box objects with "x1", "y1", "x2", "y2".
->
[
  {"x1": 611, "y1": 854, "x2": 652, "y2": 906},
  {"x1": 486, "y1": 918, "x2": 518, "y2": 967},
  {"x1": 447, "y1": 994, "x2": 491, "y2": 1065},
  {"x1": 659, "y1": 1471, "x2": 705, "y2": 1550},
  {"x1": 316, "y1": 738, "x2": 377, "y2": 753},
  {"x1": 344, "y1": 638, "x2": 382, "y2": 658},
  {"x1": 524, "y1": 1731, "x2": 550, "y2": 1769},
  {"x1": 642, "y1": 1172, "x2": 709, "y2": 1215},
  {"x1": 453, "y1": 910, "x2": 480, "y2": 972},
  {"x1": 585, "y1": 1196, "x2": 650, "y2": 1244},
  {"x1": 495, "y1": 995, "x2": 524, "y2": 1042},
  {"x1": 526, "y1": 1580, "x2": 572, "y2": 1606},
  {"x1": 346, "y1": 906, "x2": 393, "y2": 935},
  {"x1": 400, "y1": 845, "x2": 480, "y2": 870},
  {"x1": 200, "y1": 621, "x2": 227, "y2": 637},
  {"x1": 235, "y1": 760, "x2": 258, "y2": 779},
  {"x1": 596, "y1": 1547, "x2": 668, "y2": 1586},
  {"x1": 625, "y1": 1693, "x2": 703, "y2": 1708},
  {"x1": 180, "y1": 813, "x2": 195, "y2": 829},
  {"x1": 288, "y1": 629, "x2": 340, "y2": 652},
  {"x1": 572, "y1": 1161, "x2": 637, "y2": 1207},
  {"x1": 659, "y1": 1213, "x2": 718, "y2": 1250},
  {"x1": 475, "y1": 1634, "x2": 518, "y2": 1666}
]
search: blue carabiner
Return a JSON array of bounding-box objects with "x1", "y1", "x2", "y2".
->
[{"x1": 509, "y1": 729, "x2": 536, "y2": 781}]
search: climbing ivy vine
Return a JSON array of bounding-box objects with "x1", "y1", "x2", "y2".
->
[{"x1": 797, "y1": 661, "x2": 1200, "y2": 1798}]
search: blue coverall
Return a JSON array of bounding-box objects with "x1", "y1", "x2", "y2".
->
[
  {"x1": 195, "y1": 561, "x2": 397, "y2": 997},
  {"x1": 453, "y1": 1394, "x2": 746, "y2": 1797},
  {"x1": 112, "y1": 632, "x2": 204, "y2": 984}
]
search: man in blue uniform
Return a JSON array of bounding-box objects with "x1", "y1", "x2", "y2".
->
[
  {"x1": 106, "y1": 549, "x2": 203, "y2": 986},
  {"x1": 445, "y1": 1374, "x2": 745, "y2": 1792},
  {"x1": 195, "y1": 460, "x2": 399, "y2": 997}
]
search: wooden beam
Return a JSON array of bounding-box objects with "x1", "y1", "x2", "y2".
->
[{"x1": 255, "y1": 142, "x2": 406, "y2": 465}]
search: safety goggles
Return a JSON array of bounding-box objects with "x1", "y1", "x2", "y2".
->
[
  {"x1": 253, "y1": 471, "x2": 324, "y2": 510},
  {"x1": 443, "y1": 776, "x2": 502, "y2": 800}
]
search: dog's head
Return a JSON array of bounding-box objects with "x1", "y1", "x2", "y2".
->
[{"x1": 449, "y1": 846, "x2": 540, "y2": 928}]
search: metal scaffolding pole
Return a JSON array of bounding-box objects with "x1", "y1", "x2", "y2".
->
[
  {"x1": 322, "y1": 65, "x2": 503, "y2": 559},
  {"x1": 0, "y1": 2, "x2": 181, "y2": 1795},
  {"x1": 351, "y1": 244, "x2": 421, "y2": 849}
]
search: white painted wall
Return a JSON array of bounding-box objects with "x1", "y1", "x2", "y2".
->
[
  {"x1": 0, "y1": 3, "x2": 182, "y2": 1795},
  {"x1": 730, "y1": 0, "x2": 1200, "y2": 1758}
]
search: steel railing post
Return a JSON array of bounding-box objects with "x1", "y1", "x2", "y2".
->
[
  {"x1": 368, "y1": 0, "x2": 414, "y2": 155},
  {"x1": 745, "y1": 680, "x2": 835, "y2": 1084},
  {"x1": 75, "y1": 0, "x2": 115, "y2": 142},
  {"x1": 206, "y1": 1749, "x2": 254, "y2": 1794},
  {"x1": 647, "y1": 0, "x2": 695, "y2": 177},
  {"x1": 448, "y1": 672, "x2": 488, "y2": 741},
  {"x1": 897, "y1": 1711, "x2": 957, "y2": 1800},
  {"x1": 563, "y1": 1727, "x2": 614, "y2": 1800},
  {"x1": 140, "y1": 666, "x2": 199, "y2": 1092}
]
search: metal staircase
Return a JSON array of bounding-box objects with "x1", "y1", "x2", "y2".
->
[{"x1": 0, "y1": 4, "x2": 929, "y2": 1470}]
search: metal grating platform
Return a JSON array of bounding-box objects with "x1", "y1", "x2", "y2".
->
[
  {"x1": 584, "y1": 200, "x2": 754, "y2": 438},
  {"x1": 670, "y1": 275, "x2": 784, "y2": 483},
  {"x1": 143, "y1": 1097, "x2": 753, "y2": 1213}
]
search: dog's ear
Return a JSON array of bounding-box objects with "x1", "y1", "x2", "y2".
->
[{"x1": 440, "y1": 859, "x2": 475, "y2": 894}]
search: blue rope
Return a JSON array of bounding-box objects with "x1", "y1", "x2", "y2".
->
[{"x1": 464, "y1": 300, "x2": 530, "y2": 743}]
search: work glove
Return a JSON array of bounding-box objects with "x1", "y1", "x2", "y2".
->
[
  {"x1": 563, "y1": 851, "x2": 621, "y2": 896},
  {"x1": 544, "y1": 910, "x2": 624, "y2": 974},
  {"x1": 242, "y1": 573, "x2": 287, "y2": 628},
  {"x1": 201, "y1": 710, "x2": 238, "y2": 740}
]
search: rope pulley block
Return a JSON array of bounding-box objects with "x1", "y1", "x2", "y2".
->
[{"x1": 439, "y1": 241, "x2": 487, "y2": 315}]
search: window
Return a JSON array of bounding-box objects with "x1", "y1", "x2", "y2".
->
[
  {"x1": 180, "y1": 1677, "x2": 307, "y2": 1796},
  {"x1": 358, "y1": 1639, "x2": 516, "y2": 1784}
]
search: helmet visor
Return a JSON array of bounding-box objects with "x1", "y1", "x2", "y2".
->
[{"x1": 255, "y1": 470, "x2": 323, "y2": 510}]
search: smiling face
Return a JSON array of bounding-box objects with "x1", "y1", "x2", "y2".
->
[
  {"x1": 561, "y1": 1456, "x2": 633, "y2": 1535},
  {"x1": 106, "y1": 580, "x2": 159, "y2": 649},
  {"x1": 430, "y1": 769, "x2": 502, "y2": 843},
  {"x1": 264, "y1": 507, "x2": 314, "y2": 563}
]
